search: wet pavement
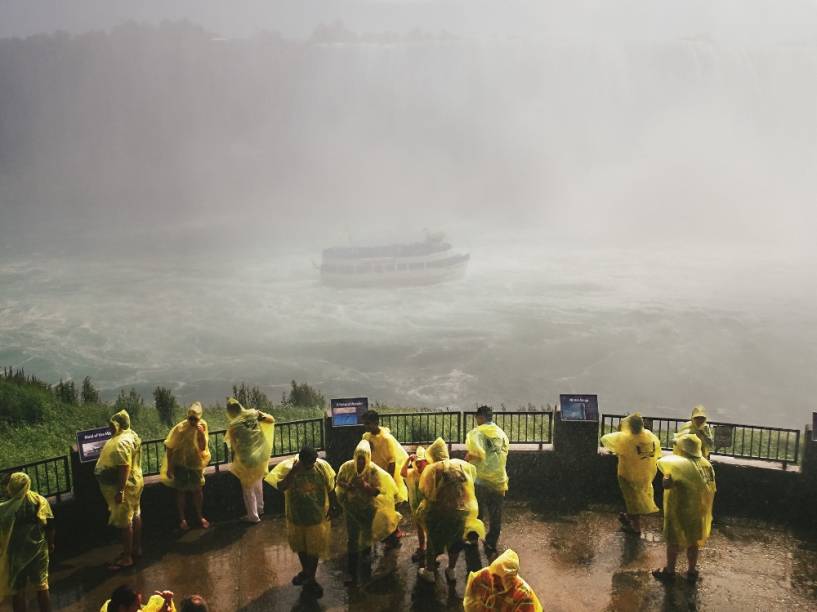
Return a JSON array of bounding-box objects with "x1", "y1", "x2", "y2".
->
[{"x1": 9, "y1": 502, "x2": 817, "y2": 611}]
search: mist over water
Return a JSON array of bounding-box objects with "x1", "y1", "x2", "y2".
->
[
  {"x1": 1, "y1": 2, "x2": 816, "y2": 427},
  {"x1": 2, "y1": 234, "x2": 815, "y2": 426}
]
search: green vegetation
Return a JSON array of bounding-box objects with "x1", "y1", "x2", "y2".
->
[{"x1": 0, "y1": 369, "x2": 323, "y2": 468}]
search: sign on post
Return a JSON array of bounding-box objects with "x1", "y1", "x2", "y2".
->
[
  {"x1": 331, "y1": 397, "x2": 368, "y2": 427},
  {"x1": 559, "y1": 394, "x2": 600, "y2": 422},
  {"x1": 76, "y1": 426, "x2": 113, "y2": 463}
]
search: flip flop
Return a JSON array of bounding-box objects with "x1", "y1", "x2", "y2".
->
[
  {"x1": 651, "y1": 568, "x2": 676, "y2": 582},
  {"x1": 108, "y1": 560, "x2": 135, "y2": 572},
  {"x1": 686, "y1": 570, "x2": 700, "y2": 582}
]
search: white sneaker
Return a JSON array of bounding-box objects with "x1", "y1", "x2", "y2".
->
[
  {"x1": 418, "y1": 567, "x2": 436, "y2": 584},
  {"x1": 241, "y1": 515, "x2": 261, "y2": 524},
  {"x1": 444, "y1": 568, "x2": 456, "y2": 583}
]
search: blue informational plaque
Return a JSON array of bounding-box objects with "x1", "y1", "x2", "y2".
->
[
  {"x1": 76, "y1": 426, "x2": 114, "y2": 463},
  {"x1": 331, "y1": 397, "x2": 368, "y2": 427},
  {"x1": 559, "y1": 394, "x2": 600, "y2": 422}
]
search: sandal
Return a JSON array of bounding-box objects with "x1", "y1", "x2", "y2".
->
[
  {"x1": 651, "y1": 568, "x2": 676, "y2": 582},
  {"x1": 686, "y1": 570, "x2": 700, "y2": 582},
  {"x1": 108, "y1": 558, "x2": 135, "y2": 572}
]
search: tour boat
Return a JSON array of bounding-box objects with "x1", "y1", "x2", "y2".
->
[{"x1": 320, "y1": 233, "x2": 469, "y2": 287}]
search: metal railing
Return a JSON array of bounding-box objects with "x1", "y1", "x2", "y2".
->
[
  {"x1": 271, "y1": 418, "x2": 325, "y2": 457},
  {"x1": 465, "y1": 411, "x2": 553, "y2": 448},
  {"x1": 379, "y1": 411, "x2": 463, "y2": 444},
  {"x1": 600, "y1": 414, "x2": 801, "y2": 469},
  {"x1": 0, "y1": 456, "x2": 72, "y2": 501},
  {"x1": 140, "y1": 419, "x2": 325, "y2": 477}
]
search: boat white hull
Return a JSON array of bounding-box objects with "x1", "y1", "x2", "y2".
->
[{"x1": 321, "y1": 255, "x2": 469, "y2": 288}]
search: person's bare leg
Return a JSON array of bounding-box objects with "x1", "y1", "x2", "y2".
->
[
  {"x1": 11, "y1": 592, "x2": 27, "y2": 612},
  {"x1": 665, "y1": 545, "x2": 679, "y2": 573},
  {"x1": 192, "y1": 488, "x2": 208, "y2": 527},
  {"x1": 447, "y1": 549, "x2": 460, "y2": 571},
  {"x1": 687, "y1": 546, "x2": 700, "y2": 573},
  {"x1": 132, "y1": 515, "x2": 143, "y2": 557},
  {"x1": 120, "y1": 524, "x2": 134, "y2": 564},
  {"x1": 418, "y1": 527, "x2": 426, "y2": 551},
  {"x1": 176, "y1": 491, "x2": 188, "y2": 529},
  {"x1": 36, "y1": 589, "x2": 52, "y2": 612}
]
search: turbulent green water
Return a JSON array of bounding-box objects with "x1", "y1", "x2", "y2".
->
[{"x1": 1, "y1": 241, "x2": 814, "y2": 426}]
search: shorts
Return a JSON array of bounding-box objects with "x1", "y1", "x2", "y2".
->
[
  {"x1": 103, "y1": 482, "x2": 144, "y2": 528},
  {"x1": 11, "y1": 550, "x2": 49, "y2": 593},
  {"x1": 287, "y1": 521, "x2": 331, "y2": 559}
]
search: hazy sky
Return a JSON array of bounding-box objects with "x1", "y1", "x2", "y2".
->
[{"x1": 2, "y1": 0, "x2": 817, "y2": 42}]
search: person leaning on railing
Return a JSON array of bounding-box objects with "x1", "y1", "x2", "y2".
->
[
  {"x1": 600, "y1": 413, "x2": 662, "y2": 536},
  {"x1": 0, "y1": 472, "x2": 55, "y2": 612},
  {"x1": 94, "y1": 410, "x2": 144, "y2": 572},
  {"x1": 678, "y1": 405, "x2": 714, "y2": 459},
  {"x1": 160, "y1": 402, "x2": 211, "y2": 531},
  {"x1": 224, "y1": 398, "x2": 275, "y2": 524},
  {"x1": 465, "y1": 405, "x2": 509, "y2": 561}
]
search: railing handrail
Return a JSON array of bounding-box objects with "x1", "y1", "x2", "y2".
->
[
  {"x1": 600, "y1": 413, "x2": 801, "y2": 468},
  {"x1": 602, "y1": 413, "x2": 800, "y2": 433}
]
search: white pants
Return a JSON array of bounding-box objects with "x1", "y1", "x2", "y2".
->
[{"x1": 241, "y1": 479, "x2": 264, "y2": 521}]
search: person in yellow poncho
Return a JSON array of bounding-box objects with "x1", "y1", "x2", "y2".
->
[
  {"x1": 361, "y1": 410, "x2": 408, "y2": 549},
  {"x1": 678, "y1": 405, "x2": 714, "y2": 459},
  {"x1": 417, "y1": 437, "x2": 486, "y2": 585},
  {"x1": 160, "y1": 402, "x2": 211, "y2": 530},
  {"x1": 463, "y1": 549, "x2": 543, "y2": 612},
  {"x1": 265, "y1": 446, "x2": 338, "y2": 599},
  {"x1": 100, "y1": 585, "x2": 175, "y2": 611},
  {"x1": 400, "y1": 446, "x2": 428, "y2": 562},
  {"x1": 600, "y1": 412, "x2": 661, "y2": 535},
  {"x1": 335, "y1": 440, "x2": 401, "y2": 586},
  {"x1": 0, "y1": 472, "x2": 54, "y2": 612},
  {"x1": 225, "y1": 398, "x2": 275, "y2": 524},
  {"x1": 653, "y1": 433, "x2": 716, "y2": 583},
  {"x1": 465, "y1": 405, "x2": 509, "y2": 559},
  {"x1": 95, "y1": 410, "x2": 144, "y2": 571}
]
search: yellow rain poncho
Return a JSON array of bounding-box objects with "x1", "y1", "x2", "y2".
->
[
  {"x1": 265, "y1": 457, "x2": 337, "y2": 559},
  {"x1": 600, "y1": 415, "x2": 661, "y2": 515},
  {"x1": 657, "y1": 434, "x2": 716, "y2": 548},
  {"x1": 463, "y1": 549, "x2": 543, "y2": 612},
  {"x1": 0, "y1": 473, "x2": 53, "y2": 598},
  {"x1": 100, "y1": 594, "x2": 177, "y2": 611},
  {"x1": 418, "y1": 437, "x2": 486, "y2": 551},
  {"x1": 225, "y1": 399, "x2": 275, "y2": 487},
  {"x1": 160, "y1": 403, "x2": 211, "y2": 491},
  {"x1": 94, "y1": 410, "x2": 144, "y2": 528},
  {"x1": 336, "y1": 440, "x2": 402, "y2": 551},
  {"x1": 466, "y1": 422, "x2": 510, "y2": 493},
  {"x1": 678, "y1": 405, "x2": 714, "y2": 458},
  {"x1": 362, "y1": 426, "x2": 409, "y2": 502},
  {"x1": 405, "y1": 446, "x2": 427, "y2": 515}
]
